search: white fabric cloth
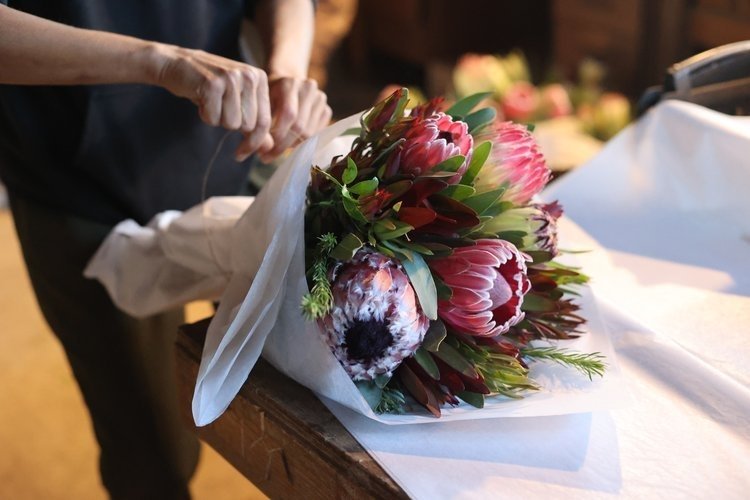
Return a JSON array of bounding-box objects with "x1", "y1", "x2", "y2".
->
[{"x1": 323, "y1": 101, "x2": 750, "y2": 498}]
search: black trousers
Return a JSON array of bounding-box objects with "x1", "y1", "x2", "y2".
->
[{"x1": 8, "y1": 193, "x2": 200, "y2": 499}]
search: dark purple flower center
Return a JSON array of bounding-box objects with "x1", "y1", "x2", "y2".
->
[
  {"x1": 344, "y1": 319, "x2": 393, "y2": 362},
  {"x1": 438, "y1": 130, "x2": 454, "y2": 143}
]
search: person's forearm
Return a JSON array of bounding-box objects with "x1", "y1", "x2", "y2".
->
[
  {"x1": 0, "y1": 4, "x2": 161, "y2": 86},
  {"x1": 255, "y1": 0, "x2": 315, "y2": 79}
]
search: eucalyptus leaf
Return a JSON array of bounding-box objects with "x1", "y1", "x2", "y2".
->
[
  {"x1": 461, "y1": 140, "x2": 492, "y2": 186},
  {"x1": 400, "y1": 252, "x2": 438, "y2": 320},
  {"x1": 374, "y1": 373, "x2": 392, "y2": 389},
  {"x1": 447, "y1": 92, "x2": 492, "y2": 118},
  {"x1": 414, "y1": 348, "x2": 440, "y2": 380}
]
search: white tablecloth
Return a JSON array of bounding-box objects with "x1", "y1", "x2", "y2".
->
[{"x1": 324, "y1": 101, "x2": 750, "y2": 499}]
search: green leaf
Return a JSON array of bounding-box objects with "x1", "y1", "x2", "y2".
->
[
  {"x1": 440, "y1": 184, "x2": 475, "y2": 201},
  {"x1": 463, "y1": 188, "x2": 505, "y2": 215},
  {"x1": 521, "y1": 293, "x2": 558, "y2": 312},
  {"x1": 400, "y1": 252, "x2": 438, "y2": 320},
  {"x1": 465, "y1": 107, "x2": 496, "y2": 134},
  {"x1": 433, "y1": 274, "x2": 452, "y2": 300},
  {"x1": 343, "y1": 126, "x2": 363, "y2": 137},
  {"x1": 457, "y1": 391, "x2": 485, "y2": 408},
  {"x1": 414, "y1": 348, "x2": 440, "y2": 380},
  {"x1": 330, "y1": 233, "x2": 363, "y2": 261},
  {"x1": 447, "y1": 92, "x2": 492, "y2": 118},
  {"x1": 355, "y1": 381, "x2": 383, "y2": 411},
  {"x1": 343, "y1": 157, "x2": 358, "y2": 185},
  {"x1": 460, "y1": 141, "x2": 492, "y2": 186},
  {"x1": 525, "y1": 250, "x2": 554, "y2": 264},
  {"x1": 342, "y1": 195, "x2": 368, "y2": 223},
  {"x1": 397, "y1": 241, "x2": 434, "y2": 255},
  {"x1": 374, "y1": 373, "x2": 392, "y2": 389},
  {"x1": 435, "y1": 342, "x2": 478, "y2": 378},
  {"x1": 482, "y1": 201, "x2": 514, "y2": 217},
  {"x1": 376, "y1": 244, "x2": 396, "y2": 258},
  {"x1": 422, "y1": 319, "x2": 447, "y2": 352},
  {"x1": 434, "y1": 155, "x2": 466, "y2": 173},
  {"x1": 349, "y1": 178, "x2": 379, "y2": 196},
  {"x1": 374, "y1": 220, "x2": 414, "y2": 241}
]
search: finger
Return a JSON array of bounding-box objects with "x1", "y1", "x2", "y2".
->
[
  {"x1": 240, "y1": 70, "x2": 258, "y2": 132},
  {"x1": 220, "y1": 70, "x2": 243, "y2": 130},
  {"x1": 235, "y1": 73, "x2": 271, "y2": 161},
  {"x1": 198, "y1": 76, "x2": 225, "y2": 126},
  {"x1": 269, "y1": 79, "x2": 299, "y2": 148},
  {"x1": 292, "y1": 80, "x2": 317, "y2": 138},
  {"x1": 313, "y1": 101, "x2": 333, "y2": 133}
]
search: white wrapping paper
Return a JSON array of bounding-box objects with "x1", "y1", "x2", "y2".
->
[
  {"x1": 86, "y1": 112, "x2": 625, "y2": 427},
  {"x1": 324, "y1": 101, "x2": 750, "y2": 498}
]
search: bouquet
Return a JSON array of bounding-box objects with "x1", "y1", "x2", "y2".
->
[
  {"x1": 86, "y1": 88, "x2": 614, "y2": 425},
  {"x1": 300, "y1": 88, "x2": 604, "y2": 416}
]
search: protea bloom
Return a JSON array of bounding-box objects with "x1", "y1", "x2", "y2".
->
[
  {"x1": 501, "y1": 81, "x2": 540, "y2": 122},
  {"x1": 540, "y1": 83, "x2": 572, "y2": 118},
  {"x1": 322, "y1": 249, "x2": 430, "y2": 381},
  {"x1": 474, "y1": 121, "x2": 550, "y2": 205},
  {"x1": 392, "y1": 112, "x2": 473, "y2": 184},
  {"x1": 530, "y1": 201, "x2": 563, "y2": 256},
  {"x1": 430, "y1": 239, "x2": 531, "y2": 337}
]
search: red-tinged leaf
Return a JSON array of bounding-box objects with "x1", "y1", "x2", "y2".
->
[
  {"x1": 398, "y1": 364, "x2": 442, "y2": 417},
  {"x1": 434, "y1": 342, "x2": 478, "y2": 379},
  {"x1": 398, "y1": 207, "x2": 437, "y2": 229},
  {"x1": 441, "y1": 370, "x2": 466, "y2": 394},
  {"x1": 383, "y1": 179, "x2": 413, "y2": 199},
  {"x1": 529, "y1": 274, "x2": 558, "y2": 292},
  {"x1": 458, "y1": 372, "x2": 491, "y2": 395},
  {"x1": 401, "y1": 178, "x2": 449, "y2": 206}
]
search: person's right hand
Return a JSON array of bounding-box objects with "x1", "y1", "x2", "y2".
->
[{"x1": 151, "y1": 44, "x2": 274, "y2": 161}]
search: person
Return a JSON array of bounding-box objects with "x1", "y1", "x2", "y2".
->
[{"x1": 0, "y1": 1, "x2": 330, "y2": 498}]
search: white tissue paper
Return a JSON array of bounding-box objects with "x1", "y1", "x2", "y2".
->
[
  {"x1": 85, "y1": 112, "x2": 626, "y2": 427},
  {"x1": 322, "y1": 101, "x2": 750, "y2": 499}
]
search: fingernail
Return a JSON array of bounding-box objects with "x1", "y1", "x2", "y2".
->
[{"x1": 235, "y1": 153, "x2": 251, "y2": 162}]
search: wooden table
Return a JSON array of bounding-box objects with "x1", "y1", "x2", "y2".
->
[{"x1": 175, "y1": 319, "x2": 407, "y2": 499}]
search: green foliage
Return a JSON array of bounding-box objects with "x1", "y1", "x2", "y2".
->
[
  {"x1": 300, "y1": 233, "x2": 338, "y2": 320},
  {"x1": 447, "y1": 92, "x2": 492, "y2": 118},
  {"x1": 399, "y1": 252, "x2": 438, "y2": 320},
  {"x1": 522, "y1": 346, "x2": 606, "y2": 380}
]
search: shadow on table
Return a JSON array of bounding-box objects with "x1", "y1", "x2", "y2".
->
[{"x1": 329, "y1": 403, "x2": 623, "y2": 494}]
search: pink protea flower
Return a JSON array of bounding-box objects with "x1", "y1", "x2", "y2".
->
[
  {"x1": 322, "y1": 248, "x2": 430, "y2": 381},
  {"x1": 540, "y1": 83, "x2": 572, "y2": 118},
  {"x1": 474, "y1": 121, "x2": 550, "y2": 205},
  {"x1": 501, "y1": 81, "x2": 540, "y2": 122},
  {"x1": 393, "y1": 112, "x2": 473, "y2": 184},
  {"x1": 430, "y1": 239, "x2": 531, "y2": 337}
]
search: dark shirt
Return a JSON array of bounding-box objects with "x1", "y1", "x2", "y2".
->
[{"x1": 0, "y1": 0, "x2": 257, "y2": 224}]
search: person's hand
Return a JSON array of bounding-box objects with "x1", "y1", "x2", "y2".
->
[
  {"x1": 151, "y1": 44, "x2": 274, "y2": 161},
  {"x1": 261, "y1": 76, "x2": 332, "y2": 162}
]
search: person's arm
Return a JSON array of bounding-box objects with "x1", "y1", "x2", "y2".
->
[
  {"x1": 251, "y1": 0, "x2": 332, "y2": 162},
  {"x1": 0, "y1": 4, "x2": 273, "y2": 158}
]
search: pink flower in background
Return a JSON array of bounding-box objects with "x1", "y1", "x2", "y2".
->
[
  {"x1": 540, "y1": 83, "x2": 573, "y2": 118},
  {"x1": 501, "y1": 81, "x2": 540, "y2": 122},
  {"x1": 322, "y1": 249, "x2": 429, "y2": 381},
  {"x1": 394, "y1": 112, "x2": 474, "y2": 184},
  {"x1": 474, "y1": 121, "x2": 550, "y2": 204},
  {"x1": 430, "y1": 239, "x2": 531, "y2": 337}
]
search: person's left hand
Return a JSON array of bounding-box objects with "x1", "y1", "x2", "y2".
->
[{"x1": 260, "y1": 76, "x2": 332, "y2": 162}]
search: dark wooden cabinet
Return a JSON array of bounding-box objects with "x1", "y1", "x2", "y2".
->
[{"x1": 553, "y1": 0, "x2": 750, "y2": 96}]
